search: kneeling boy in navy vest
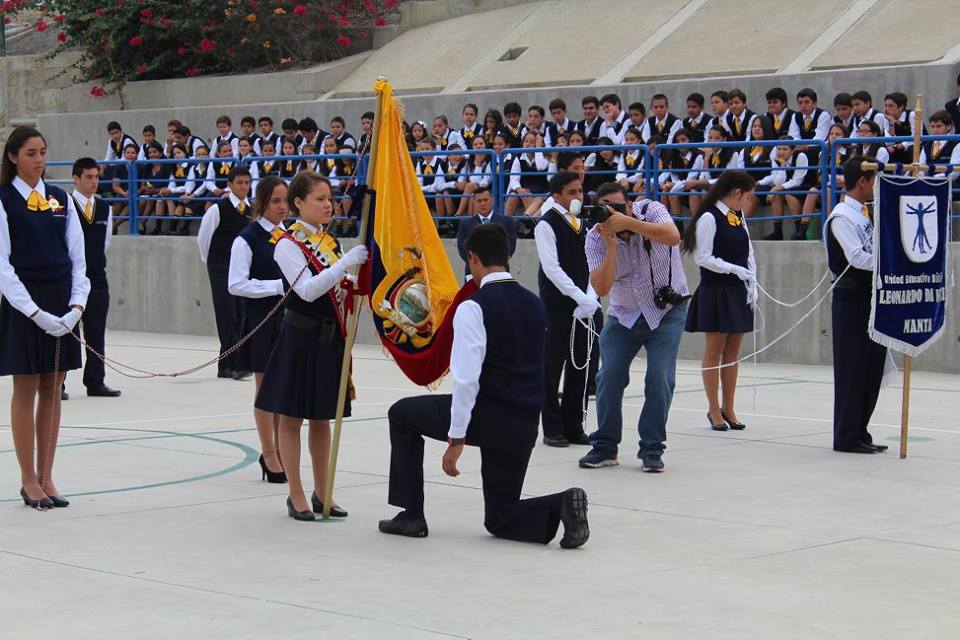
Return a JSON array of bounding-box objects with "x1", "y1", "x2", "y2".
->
[{"x1": 380, "y1": 224, "x2": 590, "y2": 548}]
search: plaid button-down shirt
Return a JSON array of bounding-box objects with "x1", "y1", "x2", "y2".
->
[{"x1": 585, "y1": 199, "x2": 689, "y2": 330}]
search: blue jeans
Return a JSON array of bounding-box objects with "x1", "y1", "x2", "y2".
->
[{"x1": 590, "y1": 302, "x2": 688, "y2": 457}]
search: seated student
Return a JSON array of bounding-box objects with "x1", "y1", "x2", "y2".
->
[
  {"x1": 490, "y1": 132, "x2": 512, "y2": 175},
  {"x1": 205, "y1": 141, "x2": 238, "y2": 199},
  {"x1": 502, "y1": 102, "x2": 525, "y2": 149},
  {"x1": 884, "y1": 91, "x2": 925, "y2": 143},
  {"x1": 546, "y1": 131, "x2": 569, "y2": 176},
  {"x1": 920, "y1": 110, "x2": 960, "y2": 188},
  {"x1": 253, "y1": 139, "x2": 279, "y2": 189},
  {"x1": 507, "y1": 131, "x2": 550, "y2": 217},
  {"x1": 408, "y1": 120, "x2": 428, "y2": 146},
  {"x1": 457, "y1": 136, "x2": 494, "y2": 216},
  {"x1": 724, "y1": 89, "x2": 757, "y2": 142},
  {"x1": 161, "y1": 143, "x2": 195, "y2": 235},
  {"x1": 212, "y1": 115, "x2": 240, "y2": 157},
  {"x1": 236, "y1": 137, "x2": 259, "y2": 192},
  {"x1": 789, "y1": 88, "x2": 834, "y2": 142},
  {"x1": 183, "y1": 146, "x2": 213, "y2": 229},
  {"x1": 357, "y1": 111, "x2": 375, "y2": 155},
  {"x1": 742, "y1": 115, "x2": 776, "y2": 216},
  {"x1": 578, "y1": 95, "x2": 603, "y2": 144},
  {"x1": 851, "y1": 91, "x2": 887, "y2": 138},
  {"x1": 240, "y1": 116, "x2": 262, "y2": 156},
  {"x1": 679, "y1": 126, "x2": 743, "y2": 216},
  {"x1": 567, "y1": 129, "x2": 588, "y2": 155},
  {"x1": 833, "y1": 93, "x2": 854, "y2": 129},
  {"x1": 432, "y1": 114, "x2": 465, "y2": 151},
  {"x1": 459, "y1": 103, "x2": 483, "y2": 145},
  {"x1": 615, "y1": 127, "x2": 647, "y2": 197},
  {"x1": 329, "y1": 116, "x2": 356, "y2": 150},
  {"x1": 764, "y1": 135, "x2": 810, "y2": 240},
  {"x1": 856, "y1": 120, "x2": 890, "y2": 164},
  {"x1": 683, "y1": 93, "x2": 710, "y2": 143},
  {"x1": 172, "y1": 125, "x2": 204, "y2": 157},
  {"x1": 545, "y1": 98, "x2": 577, "y2": 147},
  {"x1": 136, "y1": 125, "x2": 160, "y2": 161},
  {"x1": 414, "y1": 138, "x2": 447, "y2": 214},
  {"x1": 164, "y1": 119, "x2": 182, "y2": 158},
  {"x1": 277, "y1": 138, "x2": 302, "y2": 184},
  {"x1": 104, "y1": 121, "x2": 138, "y2": 163},
  {"x1": 258, "y1": 116, "x2": 282, "y2": 156},
  {"x1": 139, "y1": 143, "x2": 172, "y2": 235},
  {"x1": 111, "y1": 143, "x2": 140, "y2": 231},
  {"x1": 599, "y1": 93, "x2": 629, "y2": 144},
  {"x1": 526, "y1": 104, "x2": 547, "y2": 137},
  {"x1": 765, "y1": 87, "x2": 795, "y2": 139},
  {"x1": 583, "y1": 137, "x2": 619, "y2": 200},
  {"x1": 299, "y1": 117, "x2": 329, "y2": 154},
  {"x1": 799, "y1": 123, "x2": 853, "y2": 237},
  {"x1": 648, "y1": 93, "x2": 682, "y2": 142},
  {"x1": 664, "y1": 128, "x2": 704, "y2": 218},
  {"x1": 299, "y1": 143, "x2": 319, "y2": 174},
  {"x1": 315, "y1": 137, "x2": 343, "y2": 215},
  {"x1": 626, "y1": 102, "x2": 649, "y2": 140},
  {"x1": 482, "y1": 109, "x2": 504, "y2": 147},
  {"x1": 281, "y1": 118, "x2": 304, "y2": 151},
  {"x1": 644, "y1": 134, "x2": 671, "y2": 203},
  {"x1": 709, "y1": 90, "x2": 729, "y2": 129}
]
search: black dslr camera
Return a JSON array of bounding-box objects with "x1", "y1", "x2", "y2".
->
[
  {"x1": 653, "y1": 286, "x2": 688, "y2": 310},
  {"x1": 581, "y1": 202, "x2": 626, "y2": 228}
]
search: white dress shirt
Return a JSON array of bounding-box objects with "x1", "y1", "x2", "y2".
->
[
  {"x1": 788, "y1": 110, "x2": 833, "y2": 141},
  {"x1": 616, "y1": 150, "x2": 645, "y2": 186},
  {"x1": 919, "y1": 142, "x2": 960, "y2": 175},
  {"x1": 599, "y1": 112, "x2": 628, "y2": 145},
  {"x1": 228, "y1": 218, "x2": 286, "y2": 298},
  {"x1": 448, "y1": 271, "x2": 514, "y2": 439},
  {"x1": 693, "y1": 201, "x2": 756, "y2": 277},
  {"x1": 70, "y1": 189, "x2": 113, "y2": 254},
  {"x1": 436, "y1": 128, "x2": 466, "y2": 151},
  {"x1": 0, "y1": 177, "x2": 90, "y2": 316},
  {"x1": 533, "y1": 203, "x2": 596, "y2": 306},
  {"x1": 273, "y1": 220, "x2": 347, "y2": 301},
  {"x1": 197, "y1": 191, "x2": 249, "y2": 264},
  {"x1": 650, "y1": 116, "x2": 682, "y2": 143},
  {"x1": 167, "y1": 163, "x2": 196, "y2": 196},
  {"x1": 104, "y1": 134, "x2": 137, "y2": 162},
  {"x1": 508, "y1": 153, "x2": 548, "y2": 192},
  {"x1": 780, "y1": 153, "x2": 810, "y2": 191},
  {"x1": 213, "y1": 132, "x2": 240, "y2": 157},
  {"x1": 827, "y1": 195, "x2": 873, "y2": 271},
  {"x1": 204, "y1": 160, "x2": 236, "y2": 194}
]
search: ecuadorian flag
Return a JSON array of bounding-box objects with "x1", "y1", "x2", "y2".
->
[{"x1": 358, "y1": 78, "x2": 477, "y2": 386}]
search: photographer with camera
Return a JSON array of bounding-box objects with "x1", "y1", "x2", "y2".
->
[{"x1": 577, "y1": 183, "x2": 689, "y2": 472}]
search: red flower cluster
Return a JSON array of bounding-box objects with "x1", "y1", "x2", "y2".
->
[
  {"x1": 89, "y1": 85, "x2": 107, "y2": 97},
  {"x1": 129, "y1": 35, "x2": 143, "y2": 47},
  {"x1": 199, "y1": 38, "x2": 215, "y2": 53},
  {"x1": 293, "y1": 5, "x2": 307, "y2": 15}
]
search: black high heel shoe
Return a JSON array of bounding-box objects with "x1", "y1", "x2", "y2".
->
[
  {"x1": 707, "y1": 412, "x2": 728, "y2": 431},
  {"x1": 287, "y1": 497, "x2": 316, "y2": 521},
  {"x1": 721, "y1": 410, "x2": 746, "y2": 431},
  {"x1": 312, "y1": 492, "x2": 348, "y2": 518},
  {"x1": 20, "y1": 487, "x2": 54, "y2": 510},
  {"x1": 259, "y1": 455, "x2": 287, "y2": 484},
  {"x1": 47, "y1": 495, "x2": 70, "y2": 508}
]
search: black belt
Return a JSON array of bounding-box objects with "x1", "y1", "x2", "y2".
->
[{"x1": 283, "y1": 309, "x2": 340, "y2": 344}]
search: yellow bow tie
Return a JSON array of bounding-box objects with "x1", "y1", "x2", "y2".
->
[
  {"x1": 237, "y1": 201, "x2": 247, "y2": 214},
  {"x1": 83, "y1": 199, "x2": 94, "y2": 223},
  {"x1": 26, "y1": 190, "x2": 50, "y2": 212},
  {"x1": 625, "y1": 156, "x2": 636, "y2": 168},
  {"x1": 725, "y1": 210, "x2": 743, "y2": 227},
  {"x1": 175, "y1": 167, "x2": 185, "y2": 178},
  {"x1": 464, "y1": 130, "x2": 474, "y2": 139},
  {"x1": 263, "y1": 162, "x2": 273, "y2": 173},
  {"x1": 285, "y1": 161, "x2": 293, "y2": 171},
  {"x1": 219, "y1": 164, "x2": 230, "y2": 175},
  {"x1": 269, "y1": 227, "x2": 285, "y2": 244},
  {"x1": 326, "y1": 159, "x2": 336, "y2": 169},
  {"x1": 657, "y1": 122, "x2": 664, "y2": 132},
  {"x1": 423, "y1": 166, "x2": 434, "y2": 175}
]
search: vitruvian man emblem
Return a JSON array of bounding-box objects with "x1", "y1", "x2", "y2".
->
[{"x1": 904, "y1": 201, "x2": 935, "y2": 254}]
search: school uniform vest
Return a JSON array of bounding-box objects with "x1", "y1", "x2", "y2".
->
[
  {"x1": 519, "y1": 156, "x2": 549, "y2": 193},
  {"x1": 923, "y1": 139, "x2": 959, "y2": 175},
  {"x1": 770, "y1": 110, "x2": 793, "y2": 138},
  {"x1": 683, "y1": 115, "x2": 707, "y2": 142},
  {"x1": 725, "y1": 110, "x2": 754, "y2": 142},
  {"x1": 546, "y1": 120, "x2": 576, "y2": 144},
  {"x1": 417, "y1": 159, "x2": 438, "y2": 187},
  {"x1": 537, "y1": 209, "x2": 589, "y2": 315},
  {"x1": 258, "y1": 158, "x2": 279, "y2": 178},
  {"x1": 188, "y1": 135, "x2": 206, "y2": 154},
  {"x1": 578, "y1": 118, "x2": 602, "y2": 144},
  {"x1": 648, "y1": 114, "x2": 679, "y2": 138},
  {"x1": 743, "y1": 145, "x2": 772, "y2": 180},
  {"x1": 0, "y1": 183, "x2": 72, "y2": 282},
  {"x1": 460, "y1": 123, "x2": 483, "y2": 145},
  {"x1": 319, "y1": 156, "x2": 337, "y2": 178},
  {"x1": 826, "y1": 218, "x2": 872, "y2": 291},
  {"x1": 144, "y1": 164, "x2": 170, "y2": 190},
  {"x1": 501, "y1": 125, "x2": 524, "y2": 149},
  {"x1": 700, "y1": 207, "x2": 749, "y2": 286},
  {"x1": 672, "y1": 150, "x2": 700, "y2": 178},
  {"x1": 208, "y1": 198, "x2": 250, "y2": 266},
  {"x1": 72, "y1": 195, "x2": 110, "y2": 288},
  {"x1": 211, "y1": 160, "x2": 234, "y2": 189},
  {"x1": 170, "y1": 163, "x2": 192, "y2": 187},
  {"x1": 473, "y1": 279, "x2": 547, "y2": 423},
  {"x1": 852, "y1": 108, "x2": 878, "y2": 132},
  {"x1": 239, "y1": 222, "x2": 283, "y2": 316},
  {"x1": 283, "y1": 237, "x2": 341, "y2": 321},
  {"x1": 279, "y1": 158, "x2": 299, "y2": 179},
  {"x1": 794, "y1": 109, "x2": 825, "y2": 140}
]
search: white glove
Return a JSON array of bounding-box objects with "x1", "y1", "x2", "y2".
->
[
  {"x1": 575, "y1": 295, "x2": 601, "y2": 319},
  {"x1": 729, "y1": 265, "x2": 752, "y2": 283},
  {"x1": 32, "y1": 310, "x2": 64, "y2": 335},
  {"x1": 59, "y1": 308, "x2": 82, "y2": 332},
  {"x1": 745, "y1": 278, "x2": 758, "y2": 307},
  {"x1": 572, "y1": 305, "x2": 591, "y2": 321},
  {"x1": 339, "y1": 245, "x2": 369, "y2": 270}
]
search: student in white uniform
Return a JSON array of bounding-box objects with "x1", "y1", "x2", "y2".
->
[
  {"x1": 212, "y1": 115, "x2": 240, "y2": 157},
  {"x1": 648, "y1": 94, "x2": 682, "y2": 143},
  {"x1": 851, "y1": 91, "x2": 888, "y2": 139}
]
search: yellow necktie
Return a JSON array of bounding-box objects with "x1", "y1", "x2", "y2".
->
[
  {"x1": 569, "y1": 215, "x2": 581, "y2": 232},
  {"x1": 861, "y1": 204, "x2": 870, "y2": 220},
  {"x1": 932, "y1": 142, "x2": 942, "y2": 158},
  {"x1": 286, "y1": 161, "x2": 293, "y2": 172},
  {"x1": 83, "y1": 199, "x2": 93, "y2": 223},
  {"x1": 26, "y1": 190, "x2": 50, "y2": 212},
  {"x1": 734, "y1": 117, "x2": 741, "y2": 135},
  {"x1": 626, "y1": 156, "x2": 635, "y2": 168},
  {"x1": 237, "y1": 201, "x2": 246, "y2": 214},
  {"x1": 774, "y1": 115, "x2": 781, "y2": 130},
  {"x1": 264, "y1": 162, "x2": 273, "y2": 173},
  {"x1": 804, "y1": 116, "x2": 812, "y2": 129},
  {"x1": 657, "y1": 122, "x2": 664, "y2": 133},
  {"x1": 751, "y1": 146, "x2": 763, "y2": 161}
]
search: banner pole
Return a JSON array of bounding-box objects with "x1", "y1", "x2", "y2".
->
[
  {"x1": 899, "y1": 95, "x2": 924, "y2": 459},
  {"x1": 322, "y1": 77, "x2": 387, "y2": 518}
]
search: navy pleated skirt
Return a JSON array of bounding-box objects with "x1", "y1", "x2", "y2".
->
[
  {"x1": 0, "y1": 279, "x2": 82, "y2": 375},
  {"x1": 685, "y1": 281, "x2": 754, "y2": 334},
  {"x1": 254, "y1": 320, "x2": 352, "y2": 420},
  {"x1": 236, "y1": 297, "x2": 283, "y2": 373}
]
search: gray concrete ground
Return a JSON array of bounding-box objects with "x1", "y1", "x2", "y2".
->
[{"x1": 1, "y1": 331, "x2": 959, "y2": 639}]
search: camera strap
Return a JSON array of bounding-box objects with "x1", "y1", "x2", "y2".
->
[{"x1": 638, "y1": 202, "x2": 672, "y2": 289}]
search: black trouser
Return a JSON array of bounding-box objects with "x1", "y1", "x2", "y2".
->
[
  {"x1": 207, "y1": 262, "x2": 240, "y2": 372},
  {"x1": 387, "y1": 394, "x2": 565, "y2": 544},
  {"x1": 831, "y1": 288, "x2": 887, "y2": 450},
  {"x1": 81, "y1": 285, "x2": 109, "y2": 389},
  {"x1": 542, "y1": 304, "x2": 596, "y2": 438}
]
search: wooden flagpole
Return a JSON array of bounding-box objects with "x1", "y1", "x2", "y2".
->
[
  {"x1": 322, "y1": 76, "x2": 387, "y2": 518},
  {"x1": 899, "y1": 95, "x2": 924, "y2": 459}
]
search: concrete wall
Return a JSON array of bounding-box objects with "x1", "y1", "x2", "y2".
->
[{"x1": 103, "y1": 237, "x2": 960, "y2": 374}]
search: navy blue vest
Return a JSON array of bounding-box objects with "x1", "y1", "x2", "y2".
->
[
  {"x1": 826, "y1": 217, "x2": 872, "y2": 291},
  {"x1": 0, "y1": 182, "x2": 71, "y2": 282},
  {"x1": 682, "y1": 114, "x2": 708, "y2": 142},
  {"x1": 283, "y1": 235, "x2": 342, "y2": 322},
  {"x1": 472, "y1": 278, "x2": 546, "y2": 422},
  {"x1": 170, "y1": 163, "x2": 192, "y2": 189},
  {"x1": 923, "y1": 139, "x2": 959, "y2": 185},
  {"x1": 71, "y1": 195, "x2": 110, "y2": 288},
  {"x1": 208, "y1": 197, "x2": 251, "y2": 266},
  {"x1": 725, "y1": 109, "x2": 754, "y2": 142},
  {"x1": 537, "y1": 209, "x2": 589, "y2": 315},
  {"x1": 794, "y1": 108, "x2": 825, "y2": 140},
  {"x1": 770, "y1": 109, "x2": 794, "y2": 138},
  {"x1": 238, "y1": 221, "x2": 283, "y2": 316},
  {"x1": 700, "y1": 207, "x2": 749, "y2": 285},
  {"x1": 519, "y1": 156, "x2": 549, "y2": 193},
  {"x1": 743, "y1": 145, "x2": 772, "y2": 181},
  {"x1": 211, "y1": 160, "x2": 235, "y2": 189},
  {"x1": 648, "y1": 113, "x2": 679, "y2": 138}
]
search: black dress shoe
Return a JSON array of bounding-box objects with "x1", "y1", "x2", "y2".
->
[
  {"x1": 378, "y1": 512, "x2": 428, "y2": 538},
  {"x1": 542, "y1": 435, "x2": 570, "y2": 448},
  {"x1": 287, "y1": 497, "x2": 316, "y2": 521},
  {"x1": 559, "y1": 487, "x2": 589, "y2": 549},
  {"x1": 707, "y1": 412, "x2": 728, "y2": 431},
  {"x1": 217, "y1": 369, "x2": 235, "y2": 379},
  {"x1": 311, "y1": 492, "x2": 347, "y2": 518},
  {"x1": 233, "y1": 370, "x2": 253, "y2": 380},
  {"x1": 87, "y1": 384, "x2": 121, "y2": 398},
  {"x1": 20, "y1": 487, "x2": 54, "y2": 510},
  {"x1": 721, "y1": 410, "x2": 746, "y2": 431},
  {"x1": 60, "y1": 389, "x2": 69, "y2": 401},
  {"x1": 869, "y1": 443, "x2": 889, "y2": 452},
  {"x1": 567, "y1": 432, "x2": 591, "y2": 446},
  {"x1": 834, "y1": 442, "x2": 877, "y2": 454},
  {"x1": 258, "y1": 455, "x2": 287, "y2": 483},
  {"x1": 47, "y1": 495, "x2": 70, "y2": 508}
]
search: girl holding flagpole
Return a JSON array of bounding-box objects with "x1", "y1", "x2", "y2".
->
[{"x1": 255, "y1": 172, "x2": 368, "y2": 521}]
